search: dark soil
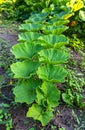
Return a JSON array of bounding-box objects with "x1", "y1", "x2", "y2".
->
[
  {"x1": 0, "y1": 21, "x2": 85, "y2": 130},
  {"x1": 0, "y1": 27, "x2": 18, "y2": 47},
  {"x1": 0, "y1": 33, "x2": 18, "y2": 46}
]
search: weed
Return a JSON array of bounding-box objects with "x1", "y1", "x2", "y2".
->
[
  {"x1": 72, "y1": 110, "x2": 85, "y2": 130},
  {"x1": 51, "y1": 125, "x2": 57, "y2": 130},
  {"x1": 68, "y1": 34, "x2": 84, "y2": 51},
  {"x1": 79, "y1": 51, "x2": 85, "y2": 71},
  {"x1": 62, "y1": 69, "x2": 85, "y2": 107},
  {"x1": 0, "y1": 103, "x2": 13, "y2": 130}
]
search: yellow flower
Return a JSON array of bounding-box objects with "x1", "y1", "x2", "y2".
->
[
  {"x1": 66, "y1": 0, "x2": 84, "y2": 12},
  {"x1": 0, "y1": 0, "x2": 16, "y2": 4},
  {"x1": 67, "y1": 0, "x2": 76, "y2": 7},
  {"x1": 13, "y1": 0, "x2": 16, "y2": 2},
  {"x1": 73, "y1": 1, "x2": 84, "y2": 12},
  {"x1": 0, "y1": 0, "x2": 6, "y2": 4}
]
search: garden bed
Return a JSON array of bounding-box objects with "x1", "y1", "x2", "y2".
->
[{"x1": 0, "y1": 20, "x2": 85, "y2": 130}]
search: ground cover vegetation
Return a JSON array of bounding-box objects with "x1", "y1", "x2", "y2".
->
[{"x1": 0, "y1": 0, "x2": 85, "y2": 130}]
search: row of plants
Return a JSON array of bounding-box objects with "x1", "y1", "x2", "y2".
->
[
  {"x1": 0, "y1": 0, "x2": 85, "y2": 129},
  {"x1": 10, "y1": 10, "x2": 70, "y2": 126}
]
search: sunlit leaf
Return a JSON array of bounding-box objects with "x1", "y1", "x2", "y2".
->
[
  {"x1": 14, "y1": 79, "x2": 41, "y2": 104},
  {"x1": 11, "y1": 61, "x2": 39, "y2": 78},
  {"x1": 18, "y1": 32, "x2": 41, "y2": 42},
  {"x1": 39, "y1": 49, "x2": 69, "y2": 64},
  {"x1": 49, "y1": 18, "x2": 69, "y2": 25},
  {"x1": 63, "y1": 13, "x2": 74, "y2": 20},
  {"x1": 79, "y1": 10, "x2": 85, "y2": 21},
  {"x1": 38, "y1": 34, "x2": 68, "y2": 48},
  {"x1": 27, "y1": 104, "x2": 53, "y2": 126},
  {"x1": 11, "y1": 42, "x2": 42, "y2": 59},
  {"x1": 19, "y1": 23, "x2": 42, "y2": 32},
  {"x1": 42, "y1": 25, "x2": 68, "y2": 35},
  {"x1": 36, "y1": 82, "x2": 60, "y2": 107},
  {"x1": 37, "y1": 65, "x2": 67, "y2": 82}
]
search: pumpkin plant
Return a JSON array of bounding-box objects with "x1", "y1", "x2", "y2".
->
[{"x1": 11, "y1": 12, "x2": 69, "y2": 126}]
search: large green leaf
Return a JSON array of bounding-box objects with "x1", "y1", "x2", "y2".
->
[
  {"x1": 26, "y1": 12, "x2": 48, "y2": 23},
  {"x1": 37, "y1": 65, "x2": 67, "y2": 82},
  {"x1": 42, "y1": 25, "x2": 68, "y2": 35},
  {"x1": 11, "y1": 42, "x2": 42, "y2": 59},
  {"x1": 27, "y1": 104, "x2": 53, "y2": 126},
  {"x1": 19, "y1": 23, "x2": 42, "y2": 32},
  {"x1": 39, "y1": 49, "x2": 69, "y2": 64},
  {"x1": 49, "y1": 18, "x2": 69, "y2": 25},
  {"x1": 38, "y1": 34, "x2": 68, "y2": 48},
  {"x1": 36, "y1": 82, "x2": 60, "y2": 107},
  {"x1": 18, "y1": 32, "x2": 41, "y2": 42},
  {"x1": 11, "y1": 61, "x2": 39, "y2": 78},
  {"x1": 13, "y1": 79, "x2": 41, "y2": 104}
]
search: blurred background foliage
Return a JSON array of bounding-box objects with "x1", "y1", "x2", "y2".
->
[
  {"x1": 0, "y1": 0, "x2": 85, "y2": 49},
  {"x1": 0, "y1": 0, "x2": 84, "y2": 21}
]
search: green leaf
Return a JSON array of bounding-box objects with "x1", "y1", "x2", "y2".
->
[
  {"x1": 38, "y1": 34, "x2": 68, "y2": 48},
  {"x1": 62, "y1": 93, "x2": 74, "y2": 106},
  {"x1": 62, "y1": 89, "x2": 74, "y2": 106},
  {"x1": 18, "y1": 32, "x2": 41, "y2": 42},
  {"x1": 37, "y1": 65, "x2": 67, "y2": 82},
  {"x1": 39, "y1": 49, "x2": 69, "y2": 64},
  {"x1": 79, "y1": 10, "x2": 85, "y2": 21},
  {"x1": 19, "y1": 23, "x2": 42, "y2": 32},
  {"x1": 42, "y1": 25, "x2": 68, "y2": 35},
  {"x1": 27, "y1": 104, "x2": 53, "y2": 126},
  {"x1": 11, "y1": 61, "x2": 39, "y2": 78},
  {"x1": 49, "y1": 18, "x2": 69, "y2": 25},
  {"x1": 26, "y1": 12, "x2": 48, "y2": 23},
  {"x1": 11, "y1": 42, "x2": 42, "y2": 59},
  {"x1": 13, "y1": 79, "x2": 41, "y2": 104},
  {"x1": 36, "y1": 82, "x2": 60, "y2": 107}
]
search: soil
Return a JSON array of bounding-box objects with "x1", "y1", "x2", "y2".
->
[
  {"x1": 0, "y1": 25, "x2": 18, "y2": 46},
  {"x1": 0, "y1": 21, "x2": 85, "y2": 130}
]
